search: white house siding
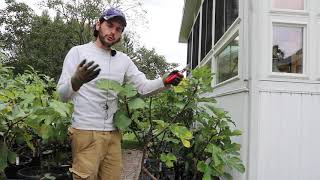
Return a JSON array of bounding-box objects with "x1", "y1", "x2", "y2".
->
[
  {"x1": 214, "y1": 92, "x2": 249, "y2": 180},
  {"x1": 257, "y1": 91, "x2": 320, "y2": 180},
  {"x1": 179, "y1": 0, "x2": 320, "y2": 179}
]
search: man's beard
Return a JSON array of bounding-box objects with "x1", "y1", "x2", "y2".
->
[{"x1": 98, "y1": 32, "x2": 119, "y2": 49}]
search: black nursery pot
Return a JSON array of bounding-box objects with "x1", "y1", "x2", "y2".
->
[
  {"x1": 17, "y1": 166, "x2": 42, "y2": 180},
  {"x1": 17, "y1": 166, "x2": 71, "y2": 180},
  {"x1": 159, "y1": 166, "x2": 175, "y2": 180},
  {"x1": 4, "y1": 155, "x2": 32, "y2": 179}
]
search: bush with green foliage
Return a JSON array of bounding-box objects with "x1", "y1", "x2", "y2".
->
[
  {"x1": 0, "y1": 64, "x2": 72, "y2": 174},
  {"x1": 97, "y1": 66, "x2": 245, "y2": 179}
]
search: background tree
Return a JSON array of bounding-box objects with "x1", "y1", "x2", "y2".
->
[
  {"x1": 133, "y1": 47, "x2": 178, "y2": 79},
  {"x1": 0, "y1": 0, "x2": 179, "y2": 80},
  {"x1": 0, "y1": 0, "x2": 34, "y2": 62},
  {"x1": 41, "y1": 0, "x2": 147, "y2": 44},
  {"x1": 115, "y1": 33, "x2": 178, "y2": 79},
  {"x1": 0, "y1": 42, "x2": 7, "y2": 63},
  {"x1": 8, "y1": 10, "x2": 78, "y2": 79}
]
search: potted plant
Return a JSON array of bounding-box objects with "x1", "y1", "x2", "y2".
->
[{"x1": 0, "y1": 64, "x2": 72, "y2": 179}]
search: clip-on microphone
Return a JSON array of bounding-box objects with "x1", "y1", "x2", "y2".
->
[{"x1": 111, "y1": 49, "x2": 117, "y2": 57}]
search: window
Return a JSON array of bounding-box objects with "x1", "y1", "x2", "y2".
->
[
  {"x1": 187, "y1": 34, "x2": 192, "y2": 68},
  {"x1": 205, "y1": 59, "x2": 212, "y2": 72},
  {"x1": 192, "y1": 16, "x2": 200, "y2": 69},
  {"x1": 201, "y1": 0, "x2": 213, "y2": 60},
  {"x1": 272, "y1": 0, "x2": 304, "y2": 10},
  {"x1": 216, "y1": 36, "x2": 239, "y2": 83},
  {"x1": 272, "y1": 25, "x2": 303, "y2": 74},
  {"x1": 215, "y1": 0, "x2": 239, "y2": 43}
]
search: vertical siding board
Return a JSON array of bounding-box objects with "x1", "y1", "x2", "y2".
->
[
  {"x1": 300, "y1": 94, "x2": 320, "y2": 180},
  {"x1": 259, "y1": 92, "x2": 304, "y2": 180}
]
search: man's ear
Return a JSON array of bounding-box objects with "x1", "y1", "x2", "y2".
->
[{"x1": 95, "y1": 21, "x2": 101, "y2": 31}]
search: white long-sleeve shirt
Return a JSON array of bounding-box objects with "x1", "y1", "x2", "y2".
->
[{"x1": 57, "y1": 42, "x2": 165, "y2": 131}]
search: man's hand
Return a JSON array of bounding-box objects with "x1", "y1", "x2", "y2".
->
[
  {"x1": 71, "y1": 59, "x2": 101, "y2": 91},
  {"x1": 163, "y1": 70, "x2": 184, "y2": 86}
]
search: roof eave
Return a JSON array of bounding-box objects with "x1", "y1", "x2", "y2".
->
[{"x1": 178, "y1": 0, "x2": 202, "y2": 43}]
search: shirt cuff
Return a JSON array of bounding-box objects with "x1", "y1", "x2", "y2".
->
[{"x1": 57, "y1": 78, "x2": 76, "y2": 102}]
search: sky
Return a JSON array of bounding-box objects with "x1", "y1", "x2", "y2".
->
[
  {"x1": 138, "y1": 0, "x2": 187, "y2": 68},
  {"x1": 0, "y1": 0, "x2": 187, "y2": 68}
]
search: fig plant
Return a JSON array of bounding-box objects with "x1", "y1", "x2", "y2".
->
[
  {"x1": 97, "y1": 66, "x2": 245, "y2": 179},
  {"x1": 0, "y1": 64, "x2": 72, "y2": 176}
]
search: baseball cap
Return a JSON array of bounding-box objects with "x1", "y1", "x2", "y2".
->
[{"x1": 100, "y1": 7, "x2": 127, "y2": 27}]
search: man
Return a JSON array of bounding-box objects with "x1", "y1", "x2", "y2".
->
[{"x1": 57, "y1": 7, "x2": 183, "y2": 180}]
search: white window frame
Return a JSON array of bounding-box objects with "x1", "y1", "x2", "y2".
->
[
  {"x1": 213, "y1": 20, "x2": 240, "y2": 87},
  {"x1": 269, "y1": 21, "x2": 308, "y2": 79},
  {"x1": 316, "y1": 21, "x2": 320, "y2": 80}
]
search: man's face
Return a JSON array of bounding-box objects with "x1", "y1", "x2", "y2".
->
[{"x1": 96, "y1": 19, "x2": 124, "y2": 48}]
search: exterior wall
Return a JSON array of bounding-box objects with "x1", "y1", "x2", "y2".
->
[
  {"x1": 180, "y1": 0, "x2": 320, "y2": 179},
  {"x1": 248, "y1": 0, "x2": 320, "y2": 179},
  {"x1": 214, "y1": 92, "x2": 249, "y2": 180},
  {"x1": 258, "y1": 89, "x2": 320, "y2": 180}
]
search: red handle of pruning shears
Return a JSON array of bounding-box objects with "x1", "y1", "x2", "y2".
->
[{"x1": 164, "y1": 65, "x2": 189, "y2": 84}]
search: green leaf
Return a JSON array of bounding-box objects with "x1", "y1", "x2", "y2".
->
[
  {"x1": 49, "y1": 100, "x2": 71, "y2": 117},
  {"x1": 0, "y1": 103, "x2": 6, "y2": 111},
  {"x1": 11, "y1": 105, "x2": 26, "y2": 119},
  {"x1": 202, "y1": 173, "x2": 212, "y2": 180},
  {"x1": 199, "y1": 96, "x2": 217, "y2": 103},
  {"x1": 96, "y1": 79, "x2": 123, "y2": 94},
  {"x1": 8, "y1": 151, "x2": 17, "y2": 164},
  {"x1": 223, "y1": 172, "x2": 233, "y2": 180},
  {"x1": 170, "y1": 125, "x2": 193, "y2": 140},
  {"x1": 224, "y1": 143, "x2": 241, "y2": 154},
  {"x1": 173, "y1": 85, "x2": 184, "y2": 93},
  {"x1": 163, "y1": 137, "x2": 180, "y2": 144},
  {"x1": 23, "y1": 132, "x2": 35, "y2": 153},
  {"x1": 0, "y1": 144, "x2": 8, "y2": 171},
  {"x1": 152, "y1": 120, "x2": 166, "y2": 128},
  {"x1": 181, "y1": 139, "x2": 191, "y2": 148},
  {"x1": 119, "y1": 84, "x2": 137, "y2": 98},
  {"x1": 174, "y1": 102, "x2": 185, "y2": 110},
  {"x1": 200, "y1": 164, "x2": 214, "y2": 180},
  {"x1": 114, "y1": 110, "x2": 132, "y2": 130},
  {"x1": 0, "y1": 95, "x2": 8, "y2": 102},
  {"x1": 40, "y1": 124, "x2": 54, "y2": 140},
  {"x1": 2, "y1": 89, "x2": 15, "y2": 99},
  {"x1": 226, "y1": 156, "x2": 245, "y2": 173},
  {"x1": 44, "y1": 115, "x2": 55, "y2": 125},
  {"x1": 212, "y1": 107, "x2": 226, "y2": 118},
  {"x1": 20, "y1": 94, "x2": 36, "y2": 106},
  {"x1": 33, "y1": 107, "x2": 55, "y2": 116},
  {"x1": 128, "y1": 98, "x2": 145, "y2": 110},
  {"x1": 197, "y1": 161, "x2": 207, "y2": 172},
  {"x1": 173, "y1": 79, "x2": 188, "y2": 93},
  {"x1": 231, "y1": 129, "x2": 242, "y2": 136},
  {"x1": 160, "y1": 153, "x2": 176, "y2": 168},
  {"x1": 170, "y1": 125, "x2": 193, "y2": 148},
  {"x1": 206, "y1": 144, "x2": 222, "y2": 166},
  {"x1": 15, "y1": 135, "x2": 25, "y2": 145}
]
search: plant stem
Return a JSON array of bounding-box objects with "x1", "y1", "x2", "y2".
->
[
  {"x1": 142, "y1": 167, "x2": 157, "y2": 180},
  {"x1": 195, "y1": 119, "x2": 220, "y2": 159},
  {"x1": 150, "y1": 83, "x2": 199, "y2": 142}
]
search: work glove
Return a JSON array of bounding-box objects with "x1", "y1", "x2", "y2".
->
[
  {"x1": 163, "y1": 70, "x2": 184, "y2": 86},
  {"x1": 71, "y1": 59, "x2": 101, "y2": 91}
]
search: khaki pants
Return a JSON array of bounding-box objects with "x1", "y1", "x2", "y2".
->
[{"x1": 68, "y1": 127, "x2": 122, "y2": 180}]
